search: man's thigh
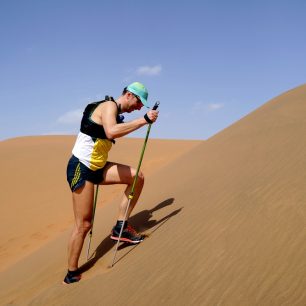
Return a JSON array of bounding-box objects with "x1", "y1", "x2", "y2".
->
[{"x1": 101, "y1": 162, "x2": 135, "y2": 185}]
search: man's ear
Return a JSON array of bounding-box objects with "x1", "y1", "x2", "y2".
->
[{"x1": 126, "y1": 91, "x2": 133, "y2": 100}]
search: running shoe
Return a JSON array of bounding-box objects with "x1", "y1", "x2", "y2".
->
[
  {"x1": 63, "y1": 270, "x2": 82, "y2": 285},
  {"x1": 111, "y1": 223, "x2": 145, "y2": 244}
]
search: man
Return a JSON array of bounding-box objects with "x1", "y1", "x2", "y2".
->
[{"x1": 64, "y1": 82, "x2": 159, "y2": 284}]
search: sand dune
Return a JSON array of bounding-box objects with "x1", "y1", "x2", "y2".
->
[
  {"x1": 0, "y1": 137, "x2": 200, "y2": 271},
  {"x1": 1, "y1": 84, "x2": 306, "y2": 305}
]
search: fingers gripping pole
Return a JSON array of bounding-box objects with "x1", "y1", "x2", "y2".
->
[
  {"x1": 86, "y1": 184, "x2": 99, "y2": 261},
  {"x1": 111, "y1": 102, "x2": 159, "y2": 267}
]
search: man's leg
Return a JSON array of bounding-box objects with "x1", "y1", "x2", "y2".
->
[
  {"x1": 67, "y1": 181, "x2": 94, "y2": 271},
  {"x1": 101, "y1": 162, "x2": 145, "y2": 243},
  {"x1": 101, "y1": 162, "x2": 144, "y2": 220}
]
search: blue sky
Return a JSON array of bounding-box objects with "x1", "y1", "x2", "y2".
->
[{"x1": 1, "y1": 0, "x2": 306, "y2": 141}]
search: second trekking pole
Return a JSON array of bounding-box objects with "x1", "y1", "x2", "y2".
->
[{"x1": 110, "y1": 101, "x2": 160, "y2": 267}]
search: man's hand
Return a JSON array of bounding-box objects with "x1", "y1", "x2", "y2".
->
[{"x1": 144, "y1": 110, "x2": 159, "y2": 124}]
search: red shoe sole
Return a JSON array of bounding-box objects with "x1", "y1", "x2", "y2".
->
[{"x1": 110, "y1": 235, "x2": 143, "y2": 244}]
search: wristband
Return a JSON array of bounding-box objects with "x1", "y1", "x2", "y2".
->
[{"x1": 144, "y1": 113, "x2": 153, "y2": 124}]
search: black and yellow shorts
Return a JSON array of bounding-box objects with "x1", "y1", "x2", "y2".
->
[{"x1": 66, "y1": 155, "x2": 105, "y2": 192}]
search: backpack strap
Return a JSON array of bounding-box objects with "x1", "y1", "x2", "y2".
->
[{"x1": 80, "y1": 96, "x2": 124, "y2": 143}]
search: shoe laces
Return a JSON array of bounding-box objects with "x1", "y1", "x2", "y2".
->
[{"x1": 126, "y1": 224, "x2": 138, "y2": 235}]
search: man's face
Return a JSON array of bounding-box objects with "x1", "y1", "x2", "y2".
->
[{"x1": 127, "y1": 92, "x2": 143, "y2": 112}]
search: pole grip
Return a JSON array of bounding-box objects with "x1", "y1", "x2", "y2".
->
[{"x1": 152, "y1": 101, "x2": 160, "y2": 110}]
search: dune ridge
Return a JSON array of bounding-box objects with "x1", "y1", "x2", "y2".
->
[{"x1": 1, "y1": 84, "x2": 306, "y2": 305}]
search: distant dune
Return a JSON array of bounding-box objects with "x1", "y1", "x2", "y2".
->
[{"x1": 1, "y1": 84, "x2": 306, "y2": 305}]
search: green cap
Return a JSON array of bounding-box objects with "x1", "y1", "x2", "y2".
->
[{"x1": 127, "y1": 82, "x2": 149, "y2": 108}]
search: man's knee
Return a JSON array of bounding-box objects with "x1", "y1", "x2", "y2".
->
[
  {"x1": 139, "y1": 170, "x2": 145, "y2": 181},
  {"x1": 136, "y1": 170, "x2": 145, "y2": 185},
  {"x1": 75, "y1": 221, "x2": 92, "y2": 236},
  {"x1": 130, "y1": 168, "x2": 144, "y2": 184}
]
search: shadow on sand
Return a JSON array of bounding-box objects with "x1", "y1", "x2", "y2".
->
[{"x1": 79, "y1": 197, "x2": 182, "y2": 273}]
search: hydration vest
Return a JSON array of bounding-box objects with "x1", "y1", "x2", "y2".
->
[{"x1": 80, "y1": 95, "x2": 124, "y2": 143}]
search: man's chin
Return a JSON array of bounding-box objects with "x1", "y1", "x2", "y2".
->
[{"x1": 127, "y1": 108, "x2": 137, "y2": 113}]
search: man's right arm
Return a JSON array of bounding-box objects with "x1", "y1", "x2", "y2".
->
[{"x1": 101, "y1": 103, "x2": 148, "y2": 139}]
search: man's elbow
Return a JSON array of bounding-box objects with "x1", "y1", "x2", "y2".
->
[
  {"x1": 104, "y1": 127, "x2": 117, "y2": 139},
  {"x1": 105, "y1": 130, "x2": 115, "y2": 139}
]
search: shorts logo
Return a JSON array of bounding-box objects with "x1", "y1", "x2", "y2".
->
[{"x1": 71, "y1": 163, "x2": 81, "y2": 189}]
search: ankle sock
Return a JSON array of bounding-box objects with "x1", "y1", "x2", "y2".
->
[
  {"x1": 115, "y1": 220, "x2": 127, "y2": 231},
  {"x1": 68, "y1": 269, "x2": 80, "y2": 277}
]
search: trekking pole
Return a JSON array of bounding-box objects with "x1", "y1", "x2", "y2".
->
[
  {"x1": 111, "y1": 101, "x2": 160, "y2": 267},
  {"x1": 86, "y1": 184, "x2": 99, "y2": 261}
]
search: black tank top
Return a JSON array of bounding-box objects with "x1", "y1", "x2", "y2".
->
[{"x1": 80, "y1": 96, "x2": 124, "y2": 143}]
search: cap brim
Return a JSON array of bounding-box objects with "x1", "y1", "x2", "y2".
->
[
  {"x1": 127, "y1": 87, "x2": 149, "y2": 108},
  {"x1": 139, "y1": 97, "x2": 150, "y2": 108}
]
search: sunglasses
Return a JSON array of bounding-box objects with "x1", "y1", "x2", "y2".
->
[{"x1": 134, "y1": 94, "x2": 142, "y2": 104}]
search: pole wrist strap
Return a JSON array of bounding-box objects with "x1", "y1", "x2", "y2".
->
[{"x1": 144, "y1": 113, "x2": 153, "y2": 124}]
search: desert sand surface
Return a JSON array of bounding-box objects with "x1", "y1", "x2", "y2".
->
[
  {"x1": 0, "y1": 137, "x2": 200, "y2": 271},
  {"x1": 1, "y1": 84, "x2": 306, "y2": 305}
]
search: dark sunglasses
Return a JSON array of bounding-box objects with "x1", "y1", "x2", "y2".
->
[{"x1": 134, "y1": 94, "x2": 142, "y2": 104}]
